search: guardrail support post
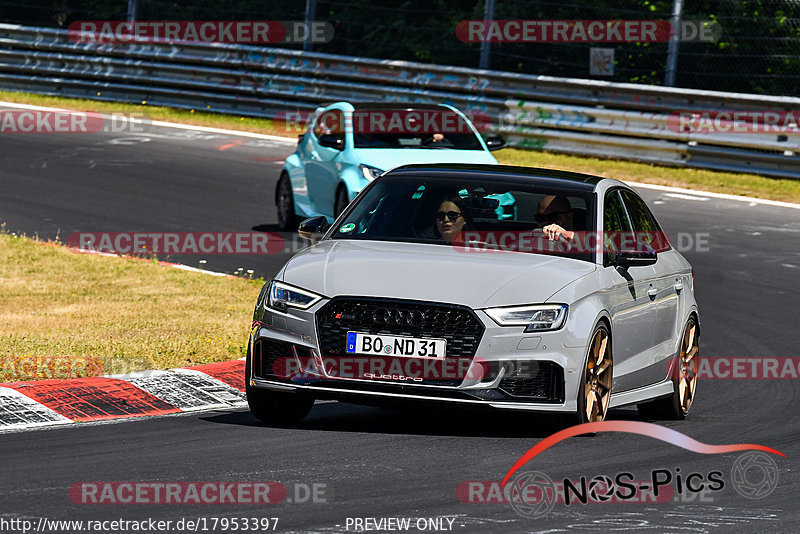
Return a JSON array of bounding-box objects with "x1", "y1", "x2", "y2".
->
[
  {"x1": 127, "y1": 0, "x2": 138, "y2": 24},
  {"x1": 304, "y1": 0, "x2": 318, "y2": 52},
  {"x1": 479, "y1": 0, "x2": 495, "y2": 69},
  {"x1": 664, "y1": 0, "x2": 684, "y2": 87}
]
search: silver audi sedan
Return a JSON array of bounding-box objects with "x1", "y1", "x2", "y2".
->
[{"x1": 247, "y1": 164, "x2": 699, "y2": 425}]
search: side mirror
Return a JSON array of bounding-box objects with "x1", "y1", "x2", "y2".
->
[
  {"x1": 617, "y1": 249, "x2": 657, "y2": 268},
  {"x1": 318, "y1": 134, "x2": 344, "y2": 150},
  {"x1": 485, "y1": 136, "x2": 506, "y2": 151},
  {"x1": 298, "y1": 216, "x2": 331, "y2": 243}
]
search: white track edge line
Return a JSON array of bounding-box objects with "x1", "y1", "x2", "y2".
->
[
  {"x1": 626, "y1": 180, "x2": 800, "y2": 210},
  {"x1": 63, "y1": 245, "x2": 232, "y2": 277},
  {"x1": 0, "y1": 100, "x2": 295, "y2": 144}
]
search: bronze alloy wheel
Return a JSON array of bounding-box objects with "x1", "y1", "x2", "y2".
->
[
  {"x1": 580, "y1": 324, "x2": 613, "y2": 423},
  {"x1": 676, "y1": 317, "x2": 699, "y2": 415},
  {"x1": 638, "y1": 315, "x2": 699, "y2": 420}
]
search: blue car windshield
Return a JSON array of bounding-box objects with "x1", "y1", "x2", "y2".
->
[
  {"x1": 330, "y1": 174, "x2": 596, "y2": 262},
  {"x1": 353, "y1": 132, "x2": 483, "y2": 150}
]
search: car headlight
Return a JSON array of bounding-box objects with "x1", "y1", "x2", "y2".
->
[
  {"x1": 266, "y1": 280, "x2": 323, "y2": 311},
  {"x1": 360, "y1": 164, "x2": 384, "y2": 181},
  {"x1": 484, "y1": 304, "x2": 568, "y2": 332}
]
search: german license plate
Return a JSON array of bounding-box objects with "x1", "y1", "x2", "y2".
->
[{"x1": 345, "y1": 332, "x2": 446, "y2": 359}]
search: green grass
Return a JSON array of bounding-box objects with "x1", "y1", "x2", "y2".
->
[
  {"x1": 0, "y1": 230, "x2": 262, "y2": 382},
  {"x1": 2, "y1": 90, "x2": 799, "y2": 204}
]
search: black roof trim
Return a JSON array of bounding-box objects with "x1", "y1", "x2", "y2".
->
[{"x1": 387, "y1": 163, "x2": 605, "y2": 188}]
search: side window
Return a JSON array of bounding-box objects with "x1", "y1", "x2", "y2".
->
[
  {"x1": 620, "y1": 190, "x2": 670, "y2": 252},
  {"x1": 312, "y1": 109, "x2": 345, "y2": 145},
  {"x1": 604, "y1": 190, "x2": 631, "y2": 265}
]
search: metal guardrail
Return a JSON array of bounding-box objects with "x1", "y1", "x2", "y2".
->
[{"x1": 0, "y1": 23, "x2": 799, "y2": 178}]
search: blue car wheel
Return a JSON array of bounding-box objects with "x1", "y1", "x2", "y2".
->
[{"x1": 276, "y1": 172, "x2": 298, "y2": 231}]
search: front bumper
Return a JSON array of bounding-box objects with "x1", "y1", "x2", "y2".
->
[{"x1": 250, "y1": 297, "x2": 586, "y2": 413}]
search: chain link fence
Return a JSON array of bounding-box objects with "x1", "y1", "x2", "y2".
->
[{"x1": 0, "y1": 0, "x2": 797, "y2": 96}]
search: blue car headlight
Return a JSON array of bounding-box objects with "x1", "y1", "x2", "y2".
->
[
  {"x1": 359, "y1": 164, "x2": 384, "y2": 181},
  {"x1": 484, "y1": 304, "x2": 568, "y2": 332},
  {"x1": 267, "y1": 280, "x2": 323, "y2": 311}
]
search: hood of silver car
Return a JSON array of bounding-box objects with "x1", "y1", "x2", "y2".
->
[{"x1": 280, "y1": 239, "x2": 596, "y2": 308}]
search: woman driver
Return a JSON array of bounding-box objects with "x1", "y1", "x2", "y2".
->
[{"x1": 435, "y1": 195, "x2": 473, "y2": 243}]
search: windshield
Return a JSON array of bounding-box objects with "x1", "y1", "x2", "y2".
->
[
  {"x1": 354, "y1": 132, "x2": 483, "y2": 150},
  {"x1": 350, "y1": 108, "x2": 484, "y2": 150},
  {"x1": 330, "y1": 174, "x2": 595, "y2": 262}
]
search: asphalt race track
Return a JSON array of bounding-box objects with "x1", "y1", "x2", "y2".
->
[{"x1": 1, "y1": 114, "x2": 799, "y2": 533}]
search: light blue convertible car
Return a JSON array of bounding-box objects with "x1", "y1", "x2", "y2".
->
[{"x1": 276, "y1": 101, "x2": 506, "y2": 229}]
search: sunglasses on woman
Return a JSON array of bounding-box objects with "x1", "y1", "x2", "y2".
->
[{"x1": 436, "y1": 211, "x2": 463, "y2": 222}]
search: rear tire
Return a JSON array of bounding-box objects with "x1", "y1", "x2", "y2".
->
[
  {"x1": 245, "y1": 344, "x2": 314, "y2": 424},
  {"x1": 276, "y1": 173, "x2": 298, "y2": 231},
  {"x1": 638, "y1": 316, "x2": 699, "y2": 420}
]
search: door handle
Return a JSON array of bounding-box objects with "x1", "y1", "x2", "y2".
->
[
  {"x1": 647, "y1": 287, "x2": 658, "y2": 299},
  {"x1": 674, "y1": 280, "x2": 684, "y2": 293}
]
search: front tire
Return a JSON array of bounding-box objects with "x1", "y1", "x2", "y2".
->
[
  {"x1": 638, "y1": 316, "x2": 699, "y2": 420},
  {"x1": 276, "y1": 172, "x2": 298, "y2": 231},
  {"x1": 576, "y1": 323, "x2": 613, "y2": 424},
  {"x1": 245, "y1": 344, "x2": 314, "y2": 424}
]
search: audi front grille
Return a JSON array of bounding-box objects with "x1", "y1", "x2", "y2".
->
[{"x1": 315, "y1": 297, "x2": 485, "y2": 385}]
